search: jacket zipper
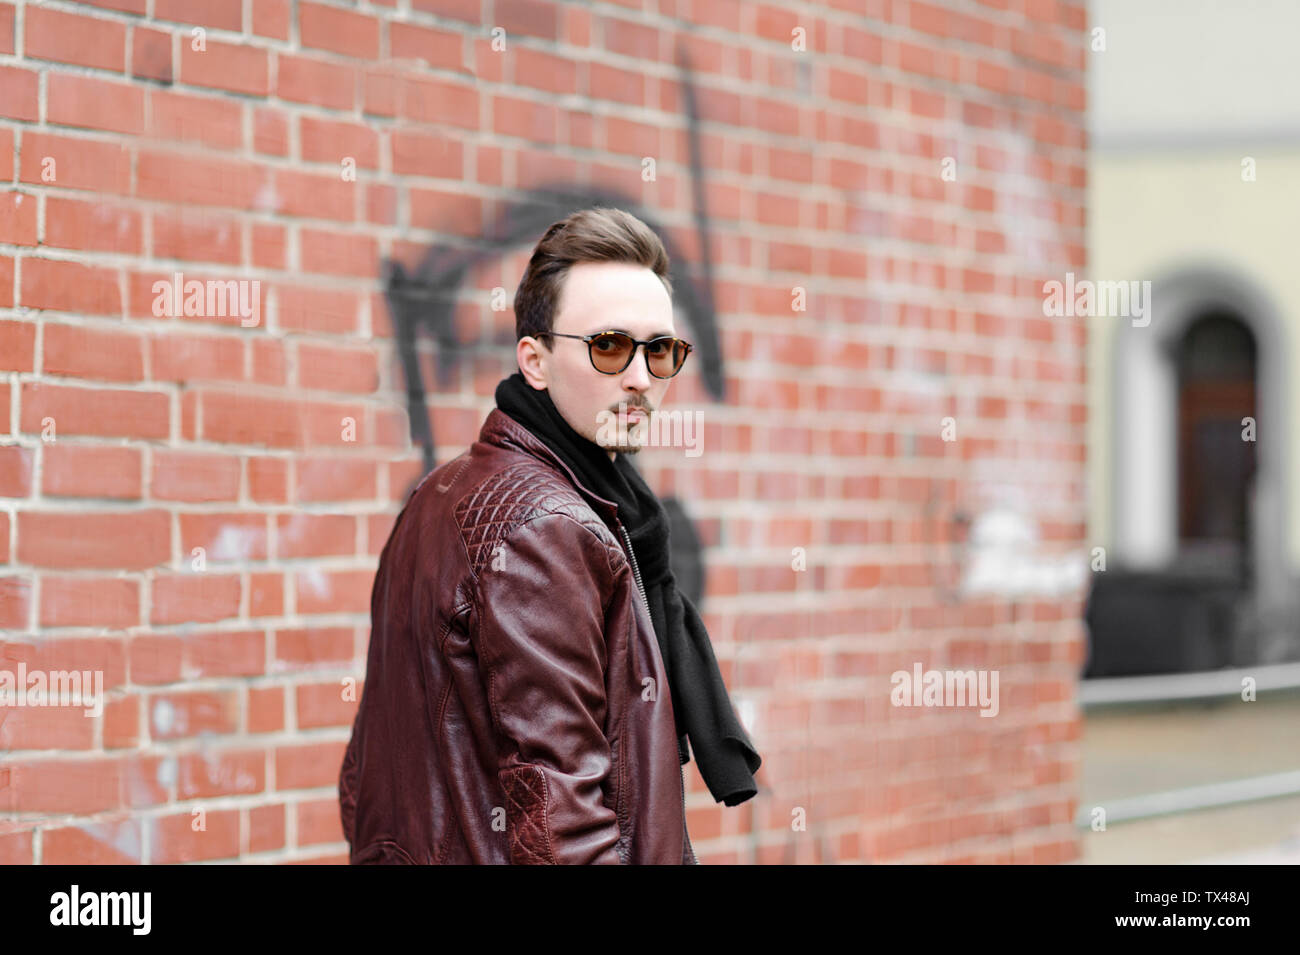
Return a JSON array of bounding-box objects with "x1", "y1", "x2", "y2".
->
[
  {"x1": 617, "y1": 521, "x2": 695, "y2": 864},
  {"x1": 679, "y1": 762, "x2": 695, "y2": 864},
  {"x1": 616, "y1": 522, "x2": 649, "y2": 613}
]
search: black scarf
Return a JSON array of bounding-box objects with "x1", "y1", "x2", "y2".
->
[{"x1": 494, "y1": 371, "x2": 762, "y2": 807}]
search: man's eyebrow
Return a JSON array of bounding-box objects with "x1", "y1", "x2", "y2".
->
[{"x1": 586, "y1": 326, "x2": 676, "y2": 338}]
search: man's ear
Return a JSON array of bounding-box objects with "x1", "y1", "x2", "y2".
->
[{"x1": 517, "y1": 337, "x2": 549, "y2": 390}]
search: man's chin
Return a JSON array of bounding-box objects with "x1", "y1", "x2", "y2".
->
[
  {"x1": 592, "y1": 419, "x2": 648, "y2": 455},
  {"x1": 594, "y1": 434, "x2": 643, "y2": 455}
]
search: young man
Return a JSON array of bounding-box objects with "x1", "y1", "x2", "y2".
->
[{"x1": 339, "y1": 207, "x2": 761, "y2": 864}]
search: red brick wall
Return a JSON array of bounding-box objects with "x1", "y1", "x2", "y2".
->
[{"x1": 0, "y1": 0, "x2": 1088, "y2": 863}]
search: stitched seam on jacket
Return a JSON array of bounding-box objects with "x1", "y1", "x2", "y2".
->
[
  {"x1": 612, "y1": 724, "x2": 630, "y2": 863},
  {"x1": 433, "y1": 453, "x2": 471, "y2": 493},
  {"x1": 433, "y1": 602, "x2": 473, "y2": 866}
]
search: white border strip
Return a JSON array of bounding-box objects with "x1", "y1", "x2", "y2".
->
[
  {"x1": 1075, "y1": 771, "x2": 1300, "y2": 827},
  {"x1": 1080, "y1": 662, "x2": 1300, "y2": 706}
]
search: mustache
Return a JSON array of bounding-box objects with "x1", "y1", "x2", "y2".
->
[{"x1": 612, "y1": 399, "x2": 651, "y2": 412}]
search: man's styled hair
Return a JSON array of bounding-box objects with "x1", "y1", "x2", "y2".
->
[{"x1": 514, "y1": 207, "x2": 673, "y2": 345}]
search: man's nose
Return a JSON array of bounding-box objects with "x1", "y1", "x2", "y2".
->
[{"x1": 621, "y1": 344, "x2": 652, "y2": 391}]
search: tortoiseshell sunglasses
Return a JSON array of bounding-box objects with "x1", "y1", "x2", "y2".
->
[{"x1": 537, "y1": 331, "x2": 693, "y2": 378}]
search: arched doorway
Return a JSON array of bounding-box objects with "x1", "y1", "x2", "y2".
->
[
  {"x1": 1089, "y1": 265, "x2": 1295, "y2": 675},
  {"x1": 1174, "y1": 310, "x2": 1257, "y2": 579}
]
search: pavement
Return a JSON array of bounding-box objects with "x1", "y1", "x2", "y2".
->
[{"x1": 1079, "y1": 691, "x2": 1300, "y2": 864}]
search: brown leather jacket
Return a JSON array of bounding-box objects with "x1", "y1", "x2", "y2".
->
[{"x1": 339, "y1": 408, "x2": 697, "y2": 864}]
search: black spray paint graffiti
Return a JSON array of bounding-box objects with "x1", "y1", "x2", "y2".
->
[{"x1": 380, "y1": 48, "x2": 722, "y2": 607}]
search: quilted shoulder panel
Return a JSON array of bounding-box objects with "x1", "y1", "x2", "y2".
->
[{"x1": 454, "y1": 461, "x2": 614, "y2": 578}]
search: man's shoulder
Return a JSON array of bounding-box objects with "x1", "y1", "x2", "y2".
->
[{"x1": 452, "y1": 450, "x2": 617, "y2": 578}]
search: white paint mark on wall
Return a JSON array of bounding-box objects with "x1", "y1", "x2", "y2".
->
[
  {"x1": 299, "y1": 566, "x2": 332, "y2": 599},
  {"x1": 733, "y1": 695, "x2": 758, "y2": 743},
  {"x1": 211, "y1": 524, "x2": 264, "y2": 561},
  {"x1": 151, "y1": 698, "x2": 176, "y2": 737},
  {"x1": 961, "y1": 507, "x2": 1087, "y2": 598},
  {"x1": 82, "y1": 819, "x2": 142, "y2": 862},
  {"x1": 155, "y1": 756, "x2": 177, "y2": 790},
  {"x1": 252, "y1": 180, "x2": 281, "y2": 213}
]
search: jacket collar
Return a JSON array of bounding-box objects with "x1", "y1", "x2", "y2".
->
[{"x1": 479, "y1": 408, "x2": 621, "y2": 522}]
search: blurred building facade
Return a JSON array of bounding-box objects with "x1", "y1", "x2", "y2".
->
[{"x1": 1085, "y1": 0, "x2": 1300, "y2": 676}]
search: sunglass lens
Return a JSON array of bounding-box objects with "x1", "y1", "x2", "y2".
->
[
  {"x1": 645, "y1": 338, "x2": 679, "y2": 377},
  {"x1": 590, "y1": 333, "x2": 634, "y2": 373}
]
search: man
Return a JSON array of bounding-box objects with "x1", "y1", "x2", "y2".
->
[{"x1": 339, "y1": 207, "x2": 761, "y2": 864}]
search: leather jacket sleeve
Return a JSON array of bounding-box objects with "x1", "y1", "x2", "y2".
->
[{"x1": 471, "y1": 511, "x2": 623, "y2": 864}]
